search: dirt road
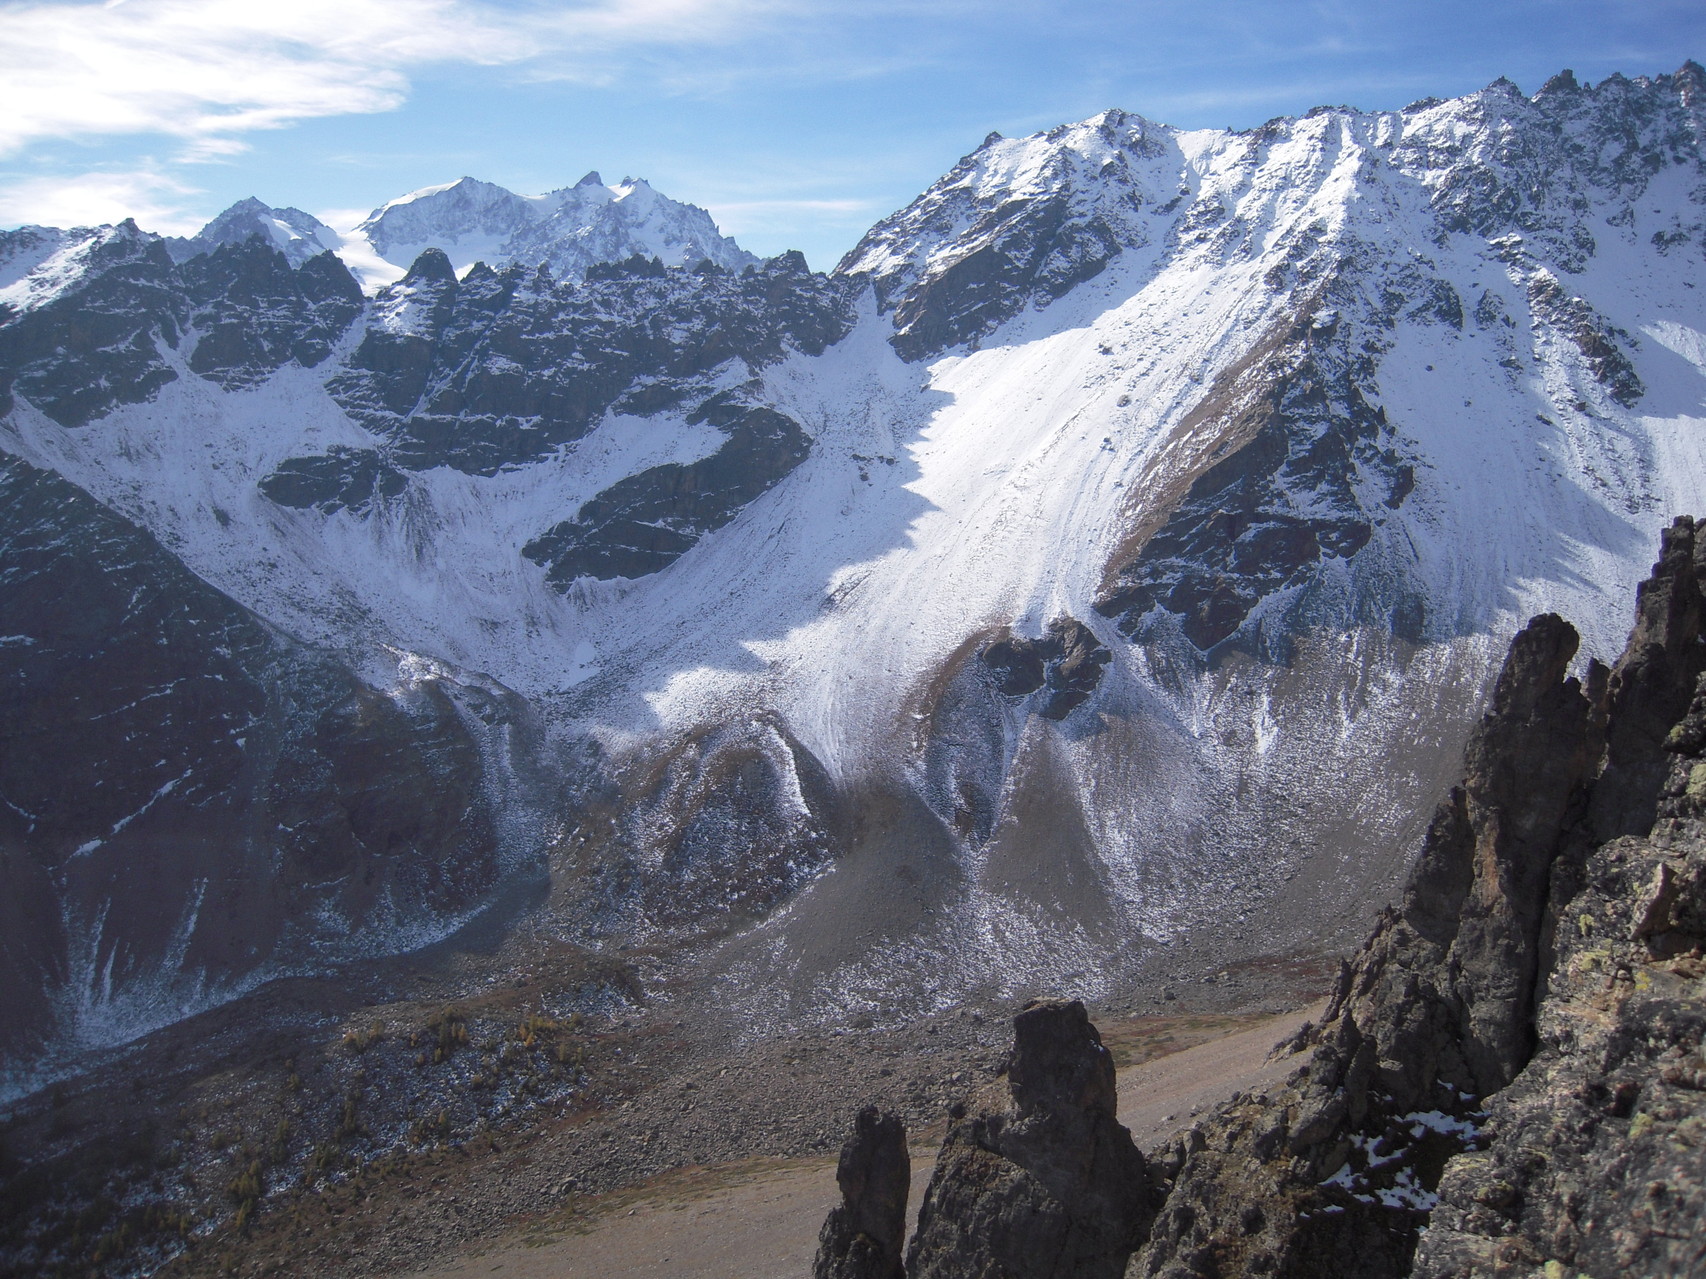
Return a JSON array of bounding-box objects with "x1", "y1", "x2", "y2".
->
[{"x1": 402, "y1": 1003, "x2": 1321, "y2": 1279}]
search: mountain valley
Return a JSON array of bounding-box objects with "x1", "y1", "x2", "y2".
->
[{"x1": 1, "y1": 60, "x2": 1705, "y2": 1278}]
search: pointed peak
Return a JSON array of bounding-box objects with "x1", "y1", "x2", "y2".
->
[
  {"x1": 1675, "y1": 59, "x2": 1705, "y2": 105},
  {"x1": 576, "y1": 170, "x2": 604, "y2": 188},
  {"x1": 1538, "y1": 68, "x2": 1581, "y2": 98},
  {"x1": 401, "y1": 246, "x2": 457, "y2": 286}
]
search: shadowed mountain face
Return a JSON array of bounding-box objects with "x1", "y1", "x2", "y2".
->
[
  {"x1": 1, "y1": 63, "x2": 1704, "y2": 1088},
  {"x1": 0, "y1": 453, "x2": 501, "y2": 1087}
]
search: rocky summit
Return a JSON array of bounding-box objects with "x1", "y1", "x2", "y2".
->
[{"x1": 0, "y1": 60, "x2": 1705, "y2": 1279}]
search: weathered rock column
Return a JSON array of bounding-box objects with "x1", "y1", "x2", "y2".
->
[
  {"x1": 903, "y1": 998, "x2": 1153, "y2": 1279},
  {"x1": 813, "y1": 1106, "x2": 911, "y2": 1279}
]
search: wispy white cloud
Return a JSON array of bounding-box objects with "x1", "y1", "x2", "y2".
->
[
  {"x1": 0, "y1": 165, "x2": 209, "y2": 232},
  {"x1": 0, "y1": 0, "x2": 807, "y2": 160}
]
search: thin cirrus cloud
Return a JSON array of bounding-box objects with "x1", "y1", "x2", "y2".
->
[
  {"x1": 0, "y1": 0, "x2": 798, "y2": 160},
  {"x1": 0, "y1": 166, "x2": 200, "y2": 231}
]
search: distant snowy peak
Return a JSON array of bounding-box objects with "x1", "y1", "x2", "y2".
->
[
  {"x1": 166, "y1": 198, "x2": 342, "y2": 268},
  {"x1": 345, "y1": 173, "x2": 757, "y2": 289}
]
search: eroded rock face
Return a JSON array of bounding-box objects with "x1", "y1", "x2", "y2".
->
[
  {"x1": 0, "y1": 224, "x2": 365, "y2": 428},
  {"x1": 1131, "y1": 519, "x2": 1706, "y2": 1278},
  {"x1": 522, "y1": 394, "x2": 812, "y2": 585},
  {"x1": 1092, "y1": 313, "x2": 1416, "y2": 657},
  {"x1": 839, "y1": 112, "x2": 1165, "y2": 362},
  {"x1": 0, "y1": 454, "x2": 500, "y2": 1075},
  {"x1": 980, "y1": 617, "x2": 1113, "y2": 721},
  {"x1": 814, "y1": 1106, "x2": 910, "y2": 1279},
  {"x1": 905, "y1": 998, "x2": 1153, "y2": 1279},
  {"x1": 319, "y1": 248, "x2": 851, "y2": 479}
]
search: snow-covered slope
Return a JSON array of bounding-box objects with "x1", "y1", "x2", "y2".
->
[
  {"x1": 164, "y1": 197, "x2": 343, "y2": 267},
  {"x1": 3, "y1": 63, "x2": 1705, "y2": 1080},
  {"x1": 340, "y1": 172, "x2": 758, "y2": 289}
]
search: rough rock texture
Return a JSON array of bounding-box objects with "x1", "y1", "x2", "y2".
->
[
  {"x1": 1093, "y1": 315, "x2": 1415, "y2": 655},
  {"x1": 0, "y1": 221, "x2": 364, "y2": 424},
  {"x1": 320, "y1": 247, "x2": 850, "y2": 478},
  {"x1": 553, "y1": 714, "x2": 840, "y2": 936},
  {"x1": 522, "y1": 393, "x2": 811, "y2": 584},
  {"x1": 164, "y1": 197, "x2": 343, "y2": 268},
  {"x1": 1129, "y1": 519, "x2": 1706, "y2": 1278},
  {"x1": 979, "y1": 617, "x2": 1114, "y2": 720},
  {"x1": 839, "y1": 111, "x2": 1163, "y2": 362},
  {"x1": 0, "y1": 222, "x2": 183, "y2": 427},
  {"x1": 814, "y1": 1106, "x2": 910, "y2": 1279},
  {"x1": 0, "y1": 453, "x2": 500, "y2": 1074},
  {"x1": 1409, "y1": 522, "x2": 1706, "y2": 1278},
  {"x1": 905, "y1": 998, "x2": 1154, "y2": 1279},
  {"x1": 178, "y1": 239, "x2": 364, "y2": 390}
]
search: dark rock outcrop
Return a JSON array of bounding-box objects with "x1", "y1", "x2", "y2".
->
[
  {"x1": 522, "y1": 394, "x2": 812, "y2": 584},
  {"x1": 814, "y1": 1106, "x2": 910, "y2": 1279},
  {"x1": 178, "y1": 238, "x2": 364, "y2": 389},
  {"x1": 837, "y1": 111, "x2": 1163, "y2": 362},
  {"x1": 0, "y1": 222, "x2": 183, "y2": 427},
  {"x1": 980, "y1": 617, "x2": 1113, "y2": 720},
  {"x1": 258, "y1": 444, "x2": 411, "y2": 515},
  {"x1": 1093, "y1": 315, "x2": 1413, "y2": 657},
  {"x1": 1132, "y1": 518, "x2": 1706, "y2": 1278},
  {"x1": 320, "y1": 247, "x2": 852, "y2": 478},
  {"x1": 162, "y1": 197, "x2": 341, "y2": 268},
  {"x1": 905, "y1": 998, "x2": 1153, "y2": 1278},
  {"x1": 0, "y1": 221, "x2": 364, "y2": 426}
]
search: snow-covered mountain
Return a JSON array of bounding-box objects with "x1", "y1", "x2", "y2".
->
[
  {"x1": 163, "y1": 197, "x2": 343, "y2": 268},
  {"x1": 3, "y1": 62, "x2": 1705, "y2": 1093},
  {"x1": 339, "y1": 172, "x2": 758, "y2": 288}
]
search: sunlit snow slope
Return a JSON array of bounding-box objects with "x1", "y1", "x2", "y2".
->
[{"x1": 2, "y1": 64, "x2": 1705, "y2": 1079}]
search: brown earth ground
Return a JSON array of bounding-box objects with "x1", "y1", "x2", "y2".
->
[
  {"x1": 136, "y1": 948, "x2": 1333, "y2": 1279},
  {"x1": 0, "y1": 915, "x2": 1334, "y2": 1279},
  {"x1": 391, "y1": 1006, "x2": 1322, "y2": 1279}
]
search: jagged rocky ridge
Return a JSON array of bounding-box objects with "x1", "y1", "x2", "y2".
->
[
  {"x1": 0, "y1": 63, "x2": 1704, "y2": 1092},
  {"x1": 163, "y1": 199, "x2": 343, "y2": 269},
  {"x1": 815, "y1": 998, "x2": 1153, "y2": 1279},
  {"x1": 816, "y1": 523, "x2": 1706, "y2": 1276},
  {"x1": 1131, "y1": 519, "x2": 1706, "y2": 1277}
]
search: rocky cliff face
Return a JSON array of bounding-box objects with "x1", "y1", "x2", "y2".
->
[
  {"x1": 814, "y1": 1106, "x2": 911, "y2": 1279},
  {"x1": 1125, "y1": 518, "x2": 1706, "y2": 1277},
  {"x1": 808, "y1": 520, "x2": 1705, "y2": 1277},
  {"x1": 163, "y1": 199, "x2": 343, "y2": 269},
  {"x1": 0, "y1": 453, "x2": 503, "y2": 1092},
  {"x1": 816, "y1": 998, "x2": 1154, "y2": 1279}
]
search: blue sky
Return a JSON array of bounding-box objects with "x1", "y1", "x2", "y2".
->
[{"x1": 0, "y1": 0, "x2": 1701, "y2": 270}]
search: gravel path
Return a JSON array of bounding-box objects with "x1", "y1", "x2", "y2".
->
[{"x1": 397, "y1": 1005, "x2": 1320, "y2": 1279}]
